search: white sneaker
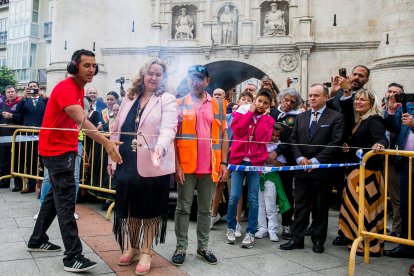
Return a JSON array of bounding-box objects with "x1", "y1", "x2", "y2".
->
[
  {"x1": 74, "y1": 213, "x2": 79, "y2": 220},
  {"x1": 241, "y1": 233, "x2": 254, "y2": 249},
  {"x1": 210, "y1": 213, "x2": 221, "y2": 229},
  {"x1": 269, "y1": 232, "x2": 279, "y2": 242},
  {"x1": 235, "y1": 223, "x2": 242, "y2": 238},
  {"x1": 33, "y1": 212, "x2": 39, "y2": 220},
  {"x1": 226, "y1": 228, "x2": 236, "y2": 244},
  {"x1": 254, "y1": 229, "x2": 268, "y2": 239}
]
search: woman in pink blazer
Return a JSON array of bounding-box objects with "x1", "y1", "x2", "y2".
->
[{"x1": 108, "y1": 58, "x2": 177, "y2": 275}]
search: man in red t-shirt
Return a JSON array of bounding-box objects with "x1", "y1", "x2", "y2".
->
[{"x1": 27, "y1": 49, "x2": 122, "y2": 273}]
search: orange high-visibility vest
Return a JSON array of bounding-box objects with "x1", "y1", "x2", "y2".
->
[{"x1": 176, "y1": 94, "x2": 227, "y2": 182}]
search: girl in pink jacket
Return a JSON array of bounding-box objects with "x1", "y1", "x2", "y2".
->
[{"x1": 226, "y1": 89, "x2": 275, "y2": 249}]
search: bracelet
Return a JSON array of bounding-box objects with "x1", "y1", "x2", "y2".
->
[{"x1": 220, "y1": 161, "x2": 228, "y2": 166}]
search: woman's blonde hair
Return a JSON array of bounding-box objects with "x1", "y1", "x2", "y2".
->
[
  {"x1": 127, "y1": 57, "x2": 168, "y2": 100},
  {"x1": 353, "y1": 88, "x2": 384, "y2": 122}
]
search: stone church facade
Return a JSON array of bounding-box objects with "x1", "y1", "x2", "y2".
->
[{"x1": 47, "y1": 0, "x2": 414, "y2": 99}]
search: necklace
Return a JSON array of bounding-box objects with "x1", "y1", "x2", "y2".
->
[{"x1": 131, "y1": 96, "x2": 150, "y2": 152}]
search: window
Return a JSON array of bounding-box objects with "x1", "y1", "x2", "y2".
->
[
  {"x1": 32, "y1": 0, "x2": 38, "y2": 23},
  {"x1": 8, "y1": 0, "x2": 36, "y2": 39},
  {"x1": 0, "y1": 57, "x2": 6, "y2": 67}
]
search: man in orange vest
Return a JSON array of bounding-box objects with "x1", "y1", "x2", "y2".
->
[{"x1": 172, "y1": 65, "x2": 229, "y2": 266}]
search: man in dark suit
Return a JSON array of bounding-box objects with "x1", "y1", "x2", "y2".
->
[
  {"x1": 15, "y1": 81, "x2": 48, "y2": 193},
  {"x1": 280, "y1": 84, "x2": 344, "y2": 253}
]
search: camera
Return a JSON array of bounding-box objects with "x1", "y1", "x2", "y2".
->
[
  {"x1": 323, "y1": 82, "x2": 332, "y2": 87},
  {"x1": 115, "y1": 77, "x2": 125, "y2": 85},
  {"x1": 290, "y1": 77, "x2": 298, "y2": 83},
  {"x1": 339, "y1": 68, "x2": 347, "y2": 78},
  {"x1": 395, "y1": 93, "x2": 414, "y2": 114},
  {"x1": 29, "y1": 88, "x2": 39, "y2": 94}
]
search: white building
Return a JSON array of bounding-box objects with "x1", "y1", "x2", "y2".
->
[{"x1": 3, "y1": 0, "x2": 414, "y2": 99}]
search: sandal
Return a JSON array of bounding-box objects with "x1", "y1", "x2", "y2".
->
[
  {"x1": 118, "y1": 251, "x2": 140, "y2": 266},
  {"x1": 135, "y1": 250, "x2": 154, "y2": 275}
]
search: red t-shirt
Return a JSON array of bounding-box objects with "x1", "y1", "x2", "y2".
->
[{"x1": 38, "y1": 77, "x2": 84, "y2": 156}]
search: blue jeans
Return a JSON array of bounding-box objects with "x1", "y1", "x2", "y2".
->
[
  {"x1": 227, "y1": 161, "x2": 259, "y2": 234},
  {"x1": 40, "y1": 142, "x2": 82, "y2": 206}
]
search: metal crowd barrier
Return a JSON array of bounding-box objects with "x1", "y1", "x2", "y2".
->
[
  {"x1": 348, "y1": 149, "x2": 414, "y2": 276},
  {"x1": 3, "y1": 129, "x2": 116, "y2": 220}
]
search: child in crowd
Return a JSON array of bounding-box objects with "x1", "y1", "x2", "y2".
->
[
  {"x1": 226, "y1": 88, "x2": 275, "y2": 249},
  {"x1": 211, "y1": 91, "x2": 253, "y2": 230},
  {"x1": 255, "y1": 123, "x2": 290, "y2": 242}
]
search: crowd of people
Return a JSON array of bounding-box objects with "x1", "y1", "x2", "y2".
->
[{"x1": 0, "y1": 48, "x2": 412, "y2": 274}]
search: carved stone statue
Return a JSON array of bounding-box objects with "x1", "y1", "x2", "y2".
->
[
  {"x1": 263, "y1": 3, "x2": 286, "y2": 36},
  {"x1": 175, "y1": 8, "x2": 194, "y2": 39},
  {"x1": 219, "y1": 5, "x2": 236, "y2": 45}
]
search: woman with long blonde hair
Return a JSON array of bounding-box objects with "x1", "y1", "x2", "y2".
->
[
  {"x1": 108, "y1": 57, "x2": 177, "y2": 275},
  {"x1": 334, "y1": 88, "x2": 388, "y2": 256}
]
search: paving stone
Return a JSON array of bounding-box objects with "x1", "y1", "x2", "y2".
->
[
  {"x1": 0, "y1": 217, "x2": 18, "y2": 229},
  {"x1": 0, "y1": 241, "x2": 32, "y2": 261},
  {"x1": 15, "y1": 216, "x2": 37, "y2": 228},
  {"x1": 231, "y1": 252, "x2": 312, "y2": 276},
  {"x1": 0, "y1": 259, "x2": 40, "y2": 275},
  {"x1": 272, "y1": 246, "x2": 348, "y2": 271},
  {"x1": 0, "y1": 228, "x2": 24, "y2": 243}
]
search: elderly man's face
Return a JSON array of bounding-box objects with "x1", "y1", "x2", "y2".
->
[{"x1": 281, "y1": 94, "x2": 297, "y2": 112}]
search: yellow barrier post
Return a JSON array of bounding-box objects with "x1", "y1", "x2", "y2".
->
[
  {"x1": 8, "y1": 129, "x2": 117, "y2": 221},
  {"x1": 348, "y1": 149, "x2": 414, "y2": 275}
]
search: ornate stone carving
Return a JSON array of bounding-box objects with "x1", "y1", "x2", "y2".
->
[
  {"x1": 218, "y1": 5, "x2": 238, "y2": 45},
  {"x1": 175, "y1": 7, "x2": 194, "y2": 39},
  {"x1": 263, "y1": 2, "x2": 286, "y2": 36},
  {"x1": 279, "y1": 53, "x2": 298, "y2": 72}
]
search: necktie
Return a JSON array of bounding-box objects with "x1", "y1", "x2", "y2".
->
[
  {"x1": 309, "y1": 111, "x2": 318, "y2": 139},
  {"x1": 32, "y1": 98, "x2": 38, "y2": 108}
]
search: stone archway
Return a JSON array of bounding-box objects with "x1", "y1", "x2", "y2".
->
[{"x1": 176, "y1": 60, "x2": 278, "y2": 98}]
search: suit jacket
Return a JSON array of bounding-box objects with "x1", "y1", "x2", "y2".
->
[
  {"x1": 290, "y1": 107, "x2": 344, "y2": 180},
  {"x1": 109, "y1": 92, "x2": 177, "y2": 177},
  {"x1": 15, "y1": 97, "x2": 48, "y2": 127}
]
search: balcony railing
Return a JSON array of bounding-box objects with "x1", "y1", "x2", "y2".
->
[
  {"x1": 44, "y1": 21, "x2": 52, "y2": 41},
  {"x1": 0, "y1": 31, "x2": 7, "y2": 48}
]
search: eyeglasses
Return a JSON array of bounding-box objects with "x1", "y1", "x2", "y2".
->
[{"x1": 244, "y1": 88, "x2": 255, "y2": 92}]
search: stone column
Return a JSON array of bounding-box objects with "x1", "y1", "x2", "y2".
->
[
  {"x1": 153, "y1": 0, "x2": 161, "y2": 24},
  {"x1": 241, "y1": 0, "x2": 253, "y2": 45},
  {"x1": 151, "y1": 0, "x2": 162, "y2": 44},
  {"x1": 206, "y1": 0, "x2": 212, "y2": 20},
  {"x1": 244, "y1": 0, "x2": 251, "y2": 19},
  {"x1": 299, "y1": 48, "x2": 310, "y2": 98}
]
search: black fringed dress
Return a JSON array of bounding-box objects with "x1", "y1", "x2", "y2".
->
[{"x1": 113, "y1": 99, "x2": 169, "y2": 251}]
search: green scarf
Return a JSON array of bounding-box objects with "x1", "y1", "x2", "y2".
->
[{"x1": 260, "y1": 172, "x2": 291, "y2": 214}]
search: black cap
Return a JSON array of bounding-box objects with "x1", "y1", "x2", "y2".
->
[{"x1": 188, "y1": 65, "x2": 209, "y2": 80}]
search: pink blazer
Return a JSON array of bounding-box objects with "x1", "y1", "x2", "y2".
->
[{"x1": 109, "y1": 92, "x2": 177, "y2": 177}]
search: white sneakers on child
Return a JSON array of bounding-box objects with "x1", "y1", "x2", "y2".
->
[
  {"x1": 241, "y1": 233, "x2": 255, "y2": 249},
  {"x1": 254, "y1": 229, "x2": 268, "y2": 239},
  {"x1": 235, "y1": 223, "x2": 242, "y2": 238},
  {"x1": 269, "y1": 232, "x2": 279, "y2": 242},
  {"x1": 210, "y1": 213, "x2": 221, "y2": 229},
  {"x1": 226, "y1": 228, "x2": 236, "y2": 244}
]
